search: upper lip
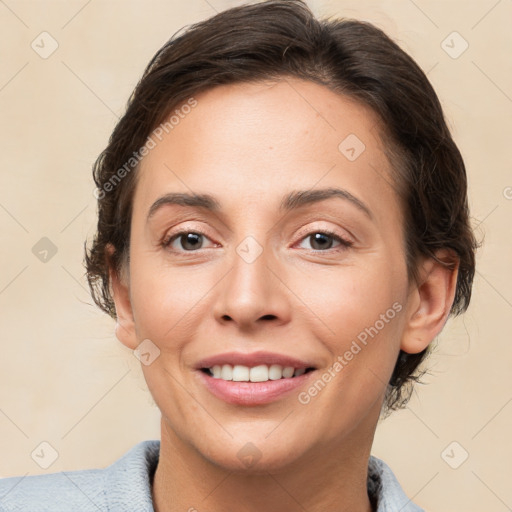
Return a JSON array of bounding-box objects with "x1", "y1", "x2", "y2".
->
[{"x1": 195, "y1": 351, "x2": 317, "y2": 370}]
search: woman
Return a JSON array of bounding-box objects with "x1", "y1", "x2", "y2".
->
[{"x1": 0, "y1": 0, "x2": 477, "y2": 510}]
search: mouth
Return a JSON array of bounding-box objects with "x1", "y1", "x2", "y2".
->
[
  {"x1": 200, "y1": 364, "x2": 316, "y2": 382},
  {"x1": 194, "y1": 351, "x2": 319, "y2": 406}
]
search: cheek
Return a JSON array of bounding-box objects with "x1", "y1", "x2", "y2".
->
[
  {"x1": 129, "y1": 257, "x2": 218, "y2": 342},
  {"x1": 293, "y1": 264, "x2": 406, "y2": 435},
  {"x1": 290, "y1": 260, "x2": 405, "y2": 346}
]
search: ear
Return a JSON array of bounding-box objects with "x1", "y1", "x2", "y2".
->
[
  {"x1": 106, "y1": 243, "x2": 138, "y2": 350},
  {"x1": 401, "y1": 250, "x2": 459, "y2": 354}
]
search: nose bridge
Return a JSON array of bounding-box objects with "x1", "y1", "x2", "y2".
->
[
  {"x1": 213, "y1": 231, "x2": 290, "y2": 327},
  {"x1": 235, "y1": 234, "x2": 270, "y2": 292}
]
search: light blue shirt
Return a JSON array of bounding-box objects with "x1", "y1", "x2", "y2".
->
[{"x1": 0, "y1": 440, "x2": 423, "y2": 511}]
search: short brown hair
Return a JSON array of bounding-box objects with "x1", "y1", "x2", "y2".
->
[{"x1": 84, "y1": 0, "x2": 478, "y2": 413}]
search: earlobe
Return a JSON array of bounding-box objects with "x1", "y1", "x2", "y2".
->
[
  {"x1": 401, "y1": 250, "x2": 459, "y2": 354},
  {"x1": 106, "y1": 243, "x2": 138, "y2": 350}
]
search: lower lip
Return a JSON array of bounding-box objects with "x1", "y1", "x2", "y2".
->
[{"x1": 196, "y1": 370, "x2": 315, "y2": 406}]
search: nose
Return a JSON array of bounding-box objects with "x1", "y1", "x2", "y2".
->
[{"x1": 212, "y1": 240, "x2": 292, "y2": 331}]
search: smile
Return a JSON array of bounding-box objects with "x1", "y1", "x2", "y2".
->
[
  {"x1": 197, "y1": 365, "x2": 316, "y2": 406},
  {"x1": 202, "y1": 363, "x2": 315, "y2": 382}
]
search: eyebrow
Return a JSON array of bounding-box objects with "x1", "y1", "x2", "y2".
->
[
  {"x1": 146, "y1": 187, "x2": 372, "y2": 222},
  {"x1": 147, "y1": 193, "x2": 221, "y2": 221},
  {"x1": 280, "y1": 188, "x2": 372, "y2": 218}
]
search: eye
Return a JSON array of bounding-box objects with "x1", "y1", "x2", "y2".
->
[
  {"x1": 162, "y1": 230, "x2": 217, "y2": 252},
  {"x1": 296, "y1": 230, "x2": 353, "y2": 252}
]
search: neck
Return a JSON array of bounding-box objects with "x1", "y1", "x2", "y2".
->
[{"x1": 152, "y1": 412, "x2": 379, "y2": 512}]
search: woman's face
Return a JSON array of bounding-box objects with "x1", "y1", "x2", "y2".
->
[{"x1": 115, "y1": 78, "x2": 418, "y2": 471}]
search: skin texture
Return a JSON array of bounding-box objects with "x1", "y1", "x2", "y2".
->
[{"x1": 109, "y1": 78, "x2": 458, "y2": 512}]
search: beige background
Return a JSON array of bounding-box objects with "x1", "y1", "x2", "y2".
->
[{"x1": 0, "y1": 0, "x2": 511, "y2": 510}]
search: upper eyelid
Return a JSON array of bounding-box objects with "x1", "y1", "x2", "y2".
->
[
  {"x1": 163, "y1": 222, "x2": 348, "y2": 239},
  {"x1": 294, "y1": 231, "x2": 353, "y2": 251},
  {"x1": 293, "y1": 223, "x2": 352, "y2": 241},
  {"x1": 290, "y1": 222, "x2": 355, "y2": 248},
  {"x1": 163, "y1": 226, "x2": 351, "y2": 250},
  {"x1": 163, "y1": 227, "x2": 215, "y2": 246}
]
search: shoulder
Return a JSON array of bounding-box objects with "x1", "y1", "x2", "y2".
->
[
  {"x1": 368, "y1": 455, "x2": 425, "y2": 512},
  {"x1": 0, "y1": 440, "x2": 160, "y2": 512}
]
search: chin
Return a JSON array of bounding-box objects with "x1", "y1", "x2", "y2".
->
[
  {"x1": 206, "y1": 448, "x2": 302, "y2": 474},
  {"x1": 194, "y1": 431, "x2": 311, "y2": 474}
]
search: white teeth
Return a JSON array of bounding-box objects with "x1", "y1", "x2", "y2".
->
[
  {"x1": 282, "y1": 366, "x2": 294, "y2": 378},
  {"x1": 220, "y1": 364, "x2": 233, "y2": 380},
  {"x1": 268, "y1": 364, "x2": 283, "y2": 380},
  {"x1": 249, "y1": 365, "x2": 269, "y2": 382},
  {"x1": 207, "y1": 364, "x2": 310, "y2": 382},
  {"x1": 232, "y1": 365, "x2": 250, "y2": 382}
]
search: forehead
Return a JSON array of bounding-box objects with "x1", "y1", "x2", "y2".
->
[{"x1": 133, "y1": 78, "x2": 398, "y2": 221}]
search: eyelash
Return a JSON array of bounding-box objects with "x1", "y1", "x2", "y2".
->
[
  {"x1": 161, "y1": 228, "x2": 353, "y2": 254},
  {"x1": 161, "y1": 229, "x2": 216, "y2": 252},
  {"x1": 298, "y1": 228, "x2": 354, "y2": 251}
]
